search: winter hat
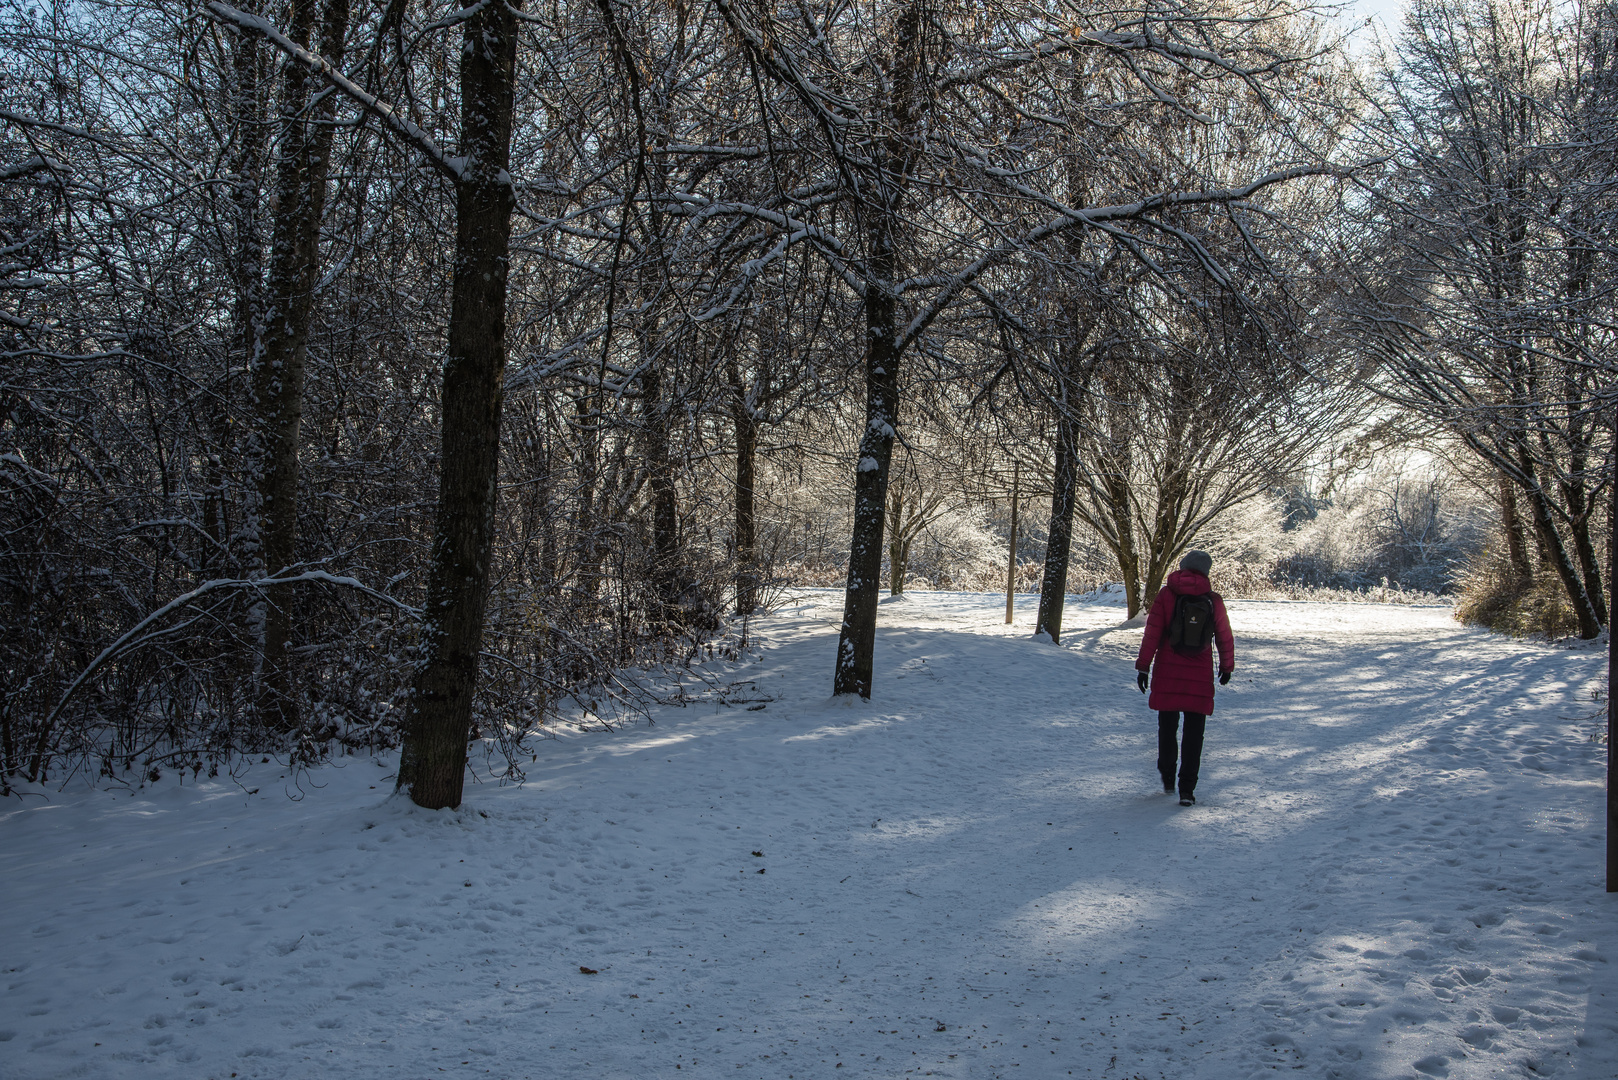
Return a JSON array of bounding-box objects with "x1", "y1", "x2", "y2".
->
[{"x1": 1179, "y1": 550, "x2": 1213, "y2": 577}]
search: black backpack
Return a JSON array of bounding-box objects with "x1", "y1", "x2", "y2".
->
[{"x1": 1167, "y1": 592, "x2": 1216, "y2": 656}]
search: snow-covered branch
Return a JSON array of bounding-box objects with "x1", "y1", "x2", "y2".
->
[{"x1": 204, "y1": 1, "x2": 463, "y2": 181}]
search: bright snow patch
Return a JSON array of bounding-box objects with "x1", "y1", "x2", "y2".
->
[
  {"x1": 859, "y1": 456, "x2": 880, "y2": 472},
  {"x1": 1, "y1": 590, "x2": 1614, "y2": 1079},
  {"x1": 1073, "y1": 581, "x2": 1130, "y2": 606}
]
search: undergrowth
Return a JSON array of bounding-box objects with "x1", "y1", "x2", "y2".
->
[{"x1": 1454, "y1": 553, "x2": 1581, "y2": 640}]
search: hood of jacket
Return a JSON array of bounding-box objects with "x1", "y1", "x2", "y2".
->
[{"x1": 1166, "y1": 569, "x2": 1211, "y2": 595}]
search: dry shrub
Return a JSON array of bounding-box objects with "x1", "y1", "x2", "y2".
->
[
  {"x1": 1216, "y1": 560, "x2": 1282, "y2": 598},
  {"x1": 1454, "y1": 549, "x2": 1579, "y2": 639},
  {"x1": 778, "y1": 561, "x2": 849, "y2": 588}
]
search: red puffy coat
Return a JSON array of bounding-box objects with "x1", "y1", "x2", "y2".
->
[{"x1": 1134, "y1": 569, "x2": 1235, "y2": 715}]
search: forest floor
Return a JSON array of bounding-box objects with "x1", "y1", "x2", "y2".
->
[{"x1": 3, "y1": 590, "x2": 1616, "y2": 1080}]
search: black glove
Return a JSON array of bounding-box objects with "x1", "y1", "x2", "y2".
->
[
  {"x1": 1219, "y1": 670, "x2": 1231, "y2": 685},
  {"x1": 1137, "y1": 671, "x2": 1149, "y2": 693}
]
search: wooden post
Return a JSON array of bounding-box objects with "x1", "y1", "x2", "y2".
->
[{"x1": 1006, "y1": 461, "x2": 1019, "y2": 625}]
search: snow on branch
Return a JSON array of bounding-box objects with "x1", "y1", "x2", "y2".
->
[
  {"x1": 204, "y1": 2, "x2": 463, "y2": 181},
  {"x1": 418, "y1": 0, "x2": 494, "y2": 34},
  {"x1": 36, "y1": 571, "x2": 421, "y2": 758},
  {"x1": 664, "y1": 193, "x2": 863, "y2": 299},
  {"x1": 0, "y1": 108, "x2": 102, "y2": 143},
  {"x1": 899, "y1": 164, "x2": 1345, "y2": 352},
  {"x1": 0, "y1": 154, "x2": 68, "y2": 183}
]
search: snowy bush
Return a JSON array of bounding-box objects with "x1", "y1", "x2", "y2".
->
[
  {"x1": 1271, "y1": 463, "x2": 1490, "y2": 595},
  {"x1": 895, "y1": 504, "x2": 1007, "y2": 591},
  {"x1": 765, "y1": 457, "x2": 1492, "y2": 607},
  {"x1": 1190, "y1": 493, "x2": 1294, "y2": 594}
]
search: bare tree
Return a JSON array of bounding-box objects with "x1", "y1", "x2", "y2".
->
[
  {"x1": 210, "y1": 0, "x2": 522, "y2": 807},
  {"x1": 246, "y1": 0, "x2": 350, "y2": 734},
  {"x1": 1351, "y1": 0, "x2": 1618, "y2": 637},
  {"x1": 718, "y1": 0, "x2": 1344, "y2": 694},
  {"x1": 390, "y1": 0, "x2": 522, "y2": 809}
]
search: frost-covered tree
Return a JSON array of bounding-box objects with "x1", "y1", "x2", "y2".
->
[
  {"x1": 719, "y1": 0, "x2": 1358, "y2": 686},
  {"x1": 1350, "y1": 0, "x2": 1618, "y2": 637},
  {"x1": 1274, "y1": 458, "x2": 1493, "y2": 593}
]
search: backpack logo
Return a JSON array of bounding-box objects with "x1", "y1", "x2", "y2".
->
[{"x1": 1168, "y1": 593, "x2": 1215, "y2": 656}]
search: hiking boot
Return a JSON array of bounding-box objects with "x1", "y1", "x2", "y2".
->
[
  {"x1": 1178, "y1": 793, "x2": 1196, "y2": 807},
  {"x1": 1161, "y1": 773, "x2": 1175, "y2": 794}
]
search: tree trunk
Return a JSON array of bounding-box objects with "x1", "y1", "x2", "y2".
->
[
  {"x1": 641, "y1": 360, "x2": 681, "y2": 616},
  {"x1": 888, "y1": 486, "x2": 906, "y2": 596},
  {"x1": 1607, "y1": 403, "x2": 1615, "y2": 891},
  {"x1": 732, "y1": 375, "x2": 758, "y2": 615},
  {"x1": 831, "y1": 0, "x2": 922, "y2": 699},
  {"x1": 1500, "y1": 473, "x2": 1531, "y2": 582},
  {"x1": 834, "y1": 276, "x2": 901, "y2": 696},
  {"x1": 1005, "y1": 461, "x2": 1018, "y2": 625},
  {"x1": 1518, "y1": 449, "x2": 1601, "y2": 638},
  {"x1": 1108, "y1": 474, "x2": 1144, "y2": 618},
  {"x1": 248, "y1": 0, "x2": 349, "y2": 734},
  {"x1": 1034, "y1": 248, "x2": 1106, "y2": 634},
  {"x1": 1559, "y1": 427, "x2": 1607, "y2": 627},
  {"x1": 227, "y1": 8, "x2": 266, "y2": 416},
  {"x1": 394, "y1": 0, "x2": 518, "y2": 810},
  {"x1": 1571, "y1": 508, "x2": 1607, "y2": 628},
  {"x1": 573, "y1": 389, "x2": 602, "y2": 623},
  {"x1": 1549, "y1": 388, "x2": 1606, "y2": 625},
  {"x1": 1, "y1": 692, "x2": 14, "y2": 794},
  {"x1": 894, "y1": 538, "x2": 912, "y2": 595},
  {"x1": 1036, "y1": 410, "x2": 1077, "y2": 643},
  {"x1": 226, "y1": 5, "x2": 265, "y2": 652}
]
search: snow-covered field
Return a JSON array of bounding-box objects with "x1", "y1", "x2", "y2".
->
[{"x1": 3, "y1": 591, "x2": 1615, "y2": 1080}]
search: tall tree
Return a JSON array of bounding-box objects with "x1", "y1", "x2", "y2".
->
[
  {"x1": 393, "y1": 0, "x2": 522, "y2": 808},
  {"x1": 720, "y1": 0, "x2": 1341, "y2": 695},
  {"x1": 1354, "y1": 0, "x2": 1618, "y2": 637},
  {"x1": 247, "y1": 0, "x2": 350, "y2": 734}
]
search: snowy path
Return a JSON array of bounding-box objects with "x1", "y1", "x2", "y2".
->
[{"x1": 2, "y1": 592, "x2": 1615, "y2": 1080}]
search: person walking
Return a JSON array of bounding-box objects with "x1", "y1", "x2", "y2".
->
[{"x1": 1134, "y1": 550, "x2": 1235, "y2": 806}]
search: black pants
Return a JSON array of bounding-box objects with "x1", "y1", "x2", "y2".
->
[{"x1": 1158, "y1": 711, "x2": 1206, "y2": 796}]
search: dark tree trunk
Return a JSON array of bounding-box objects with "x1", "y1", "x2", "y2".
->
[
  {"x1": 1107, "y1": 469, "x2": 1144, "y2": 617},
  {"x1": 395, "y1": 0, "x2": 519, "y2": 810},
  {"x1": 573, "y1": 389, "x2": 603, "y2": 622},
  {"x1": 537, "y1": 433, "x2": 559, "y2": 597},
  {"x1": 1004, "y1": 461, "x2": 1018, "y2": 625},
  {"x1": 830, "y1": 0, "x2": 923, "y2": 699},
  {"x1": 888, "y1": 486, "x2": 906, "y2": 595},
  {"x1": 202, "y1": 419, "x2": 229, "y2": 574},
  {"x1": 1559, "y1": 430, "x2": 1607, "y2": 628},
  {"x1": 225, "y1": 6, "x2": 266, "y2": 647},
  {"x1": 1500, "y1": 473, "x2": 1532, "y2": 582},
  {"x1": 1082, "y1": 386, "x2": 1145, "y2": 618},
  {"x1": 1607, "y1": 404, "x2": 1615, "y2": 892},
  {"x1": 1035, "y1": 152, "x2": 1093, "y2": 639},
  {"x1": 1036, "y1": 410, "x2": 1078, "y2": 643},
  {"x1": 641, "y1": 361, "x2": 681, "y2": 615},
  {"x1": 248, "y1": 0, "x2": 349, "y2": 734},
  {"x1": 1571, "y1": 506, "x2": 1607, "y2": 628},
  {"x1": 227, "y1": 8, "x2": 266, "y2": 402},
  {"x1": 835, "y1": 277, "x2": 901, "y2": 696},
  {"x1": 1518, "y1": 448, "x2": 1601, "y2": 638},
  {"x1": 731, "y1": 368, "x2": 759, "y2": 615},
  {"x1": 0, "y1": 705, "x2": 12, "y2": 795},
  {"x1": 1548, "y1": 389, "x2": 1606, "y2": 625}
]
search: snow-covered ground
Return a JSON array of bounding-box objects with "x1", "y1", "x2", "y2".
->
[{"x1": 3, "y1": 591, "x2": 1615, "y2": 1080}]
